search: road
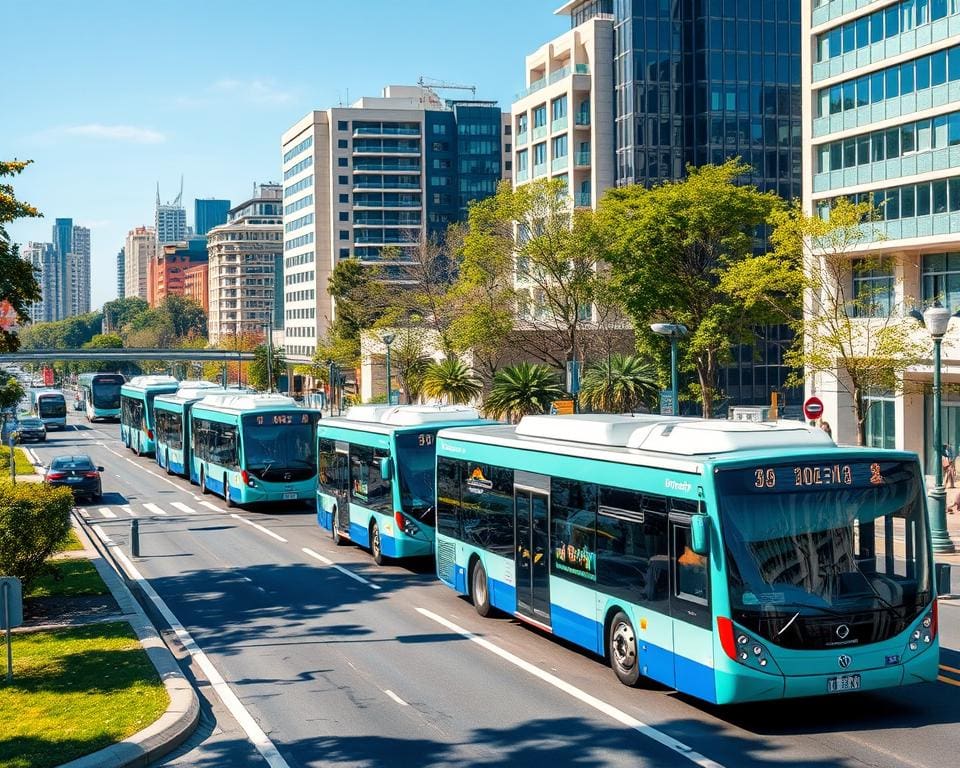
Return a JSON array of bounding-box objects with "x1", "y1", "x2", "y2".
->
[{"x1": 28, "y1": 414, "x2": 960, "y2": 768}]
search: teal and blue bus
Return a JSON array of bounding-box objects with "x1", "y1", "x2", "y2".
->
[
  {"x1": 77, "y1": 373, "x2": 125, "y2": 422},
  {"x1": 189, "y1": 393, "x2": 320, "y2": 507},
  {"x1": 434, "y1": 413, "x2": 938, "y2": 704},
  {"x1": 29, "y1": 389, "x2": 67, "y2": 430},
  {"x1": 316, "y1": 405, "x2": 492, "y2": 564},
  {"x1": 153, "y1": 382, "x2": 238, "y2": 477},
  {"x1": 120, "y1": 375, "x2": 180, "y2": 456}
]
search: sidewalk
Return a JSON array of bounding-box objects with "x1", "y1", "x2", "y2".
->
[{"x1": 53, "y1": 515, "x2": 200, "y2": 768}]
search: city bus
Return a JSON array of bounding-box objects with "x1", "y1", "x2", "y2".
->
[
  {"x1": 153, "y1": 382, "x2": 238, "y2": 477},
  {"x1": 120, "y1": 375, "x2": 180, "y2": 456},
  {"x1": 77, "y1": 372, "x2": 125, "y2": 422},
  {"x1": 189, "y1": 393, "x2": 320, "y2": 507},
  {"x1": 316, "y1": 405, "x2": 492, "y2": 565},
  {"x1": 29, "y1": 389, "x2": 67, "y2": 430},
  {"x1": 434, "y1": 413, "x2": 938, "y2": 705}
]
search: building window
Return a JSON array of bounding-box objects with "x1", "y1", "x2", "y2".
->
[
  {"x1": 533, "y1": 105, "x2": 547, "y2": 129},
  {"x1": 552, "y1": 135, "x2": 568, "y2": 158},
  {"x1": 551, "y1": 95, "x2": 567, "y2": 122},
  {"x1": 922, "y1": 252, "x2": 960, "y2": 308},
  {"x1": 338, "y1": 175, "x2": 349, "y2": 185},
  {"x1": 339, "y1": 230, "x2": 349, "y2": 240},
  {"x1": 339, "y1": 248, "x2": 350, "y2": 258},
  {"x1": 338, "y1": 139, "x2": 349, "y2": 149},
  {"x1": 534, "y1": 142, "x2": 546, "y2": 167},
  {"x1": 864, "y1": 389, "x2": 895, "y2": 450},
  {"x1": 517, "y1": 114, "x2": 527, "y2": 134},
  {"x1": 339, "y1": 212, "x2": 349, "y2": 221},
  {"x1": 338, "y1": 157, "x2": 348, "y2": 167},
  {"x1": 852, "y1": 258, "x2": 894, "y2": 317},
  {"x1": 504, "y1": 124, "x2": 512, "y2": 135},
  {"x1": 338, "y1": 120, "x2": 349, "y2": 130},
  {"x1": 339, "y1": 194, "x2": 349, "y2": 203},
  {"x1": 517, "y1": 150, "x2": 528, "y2": 172},
  {"x1": 505, "y1": 161, "x2": 513, "y2": 171}
]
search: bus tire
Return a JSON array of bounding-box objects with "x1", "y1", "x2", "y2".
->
[
  {"x1": 332, "y1": 510, "x2": 346, "y2": 545},
  {"x1": 370, "y1": 521, "x2": 384, "y2": 565},
  {"x1": 609, "y1": 611, "x2": 641, "y2": 687},
  {"x1": 165, "y1": 450, "x2": 172, "y2": 475},
  {"x1": 134, "y1": 435, "x2": 142, "y2": 457},
  {"x1": 200, "y1": 468, "x2": 209, "y2": 495},
  {"x1": 470, "y1": 560, "x2": 492, "y2": 618},
  {"x1": 224, "y1": 474, "x2": 234, "y2": 508}
]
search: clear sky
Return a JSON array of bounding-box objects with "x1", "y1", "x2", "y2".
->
[{"x1": 4, "y1": 0, "x2": 567, "y2": 311}]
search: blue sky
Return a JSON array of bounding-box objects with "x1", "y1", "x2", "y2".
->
[{"x1": 4, "y1": 0, "x2": 567, "y2": 310}]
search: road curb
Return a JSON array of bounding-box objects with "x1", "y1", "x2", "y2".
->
[{"x1": 57, "y1": 515, "x2": 200, "y2": 768}]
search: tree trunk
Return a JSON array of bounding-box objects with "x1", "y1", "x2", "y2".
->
[
  {"x1": 853, "y1": 385, "x2": 865, "y2": 446},
  {"x1": 697, "y1": 350, "x2": 716, "y2": 418}
]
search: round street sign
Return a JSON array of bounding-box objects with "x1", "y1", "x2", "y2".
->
[{"x1": 803, "y1": 396, "x2": 824, "y2": 421}]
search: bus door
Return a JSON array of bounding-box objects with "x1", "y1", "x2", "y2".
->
[
  {"x1": 333, "y1": 441, "x2": 351, "y2": 535},
  {"x1": 514, "y1": 472, "x2": 551, "y2": 626},
  {"x1": 668, "y1": 504, "x2": 712, "y2": 698}
]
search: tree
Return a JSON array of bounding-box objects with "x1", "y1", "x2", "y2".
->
[
  {"x1": 483, "y1": 363, "x2": 564, "y2": 423},
  {"x1": 766, "y1": 198, "x2": 926, "y2": 445},
  {"x1": 102, "y1": 296, "x2": 148, "y2": 334},
  {"x1": 597, "y1": 159, "x2": 788, "y2": 417},
  {"x1": 579, "y1": 354, "x2": 659, "y2": 414},
  {"x1": 78, "y1": 333, "x2": 125, "y2": 374},
  {"x1": 0, "y1": 160, "x2": 42, "y2": 352},
  {"x1": 161, "y1": 294, "x2": 207, "y2": 340},
  {"x1": 420, "y1": 358, "x2": 482, "y2": 405},
  {"x1": 0, "y1": 376, "x2": 25, "y2": 413},
  {"x1": 383, "y1": 327, "x2": 432, "y2": 404},
  {"x1": 249, "y1": 344, "x2": 287, "y2": 392}
]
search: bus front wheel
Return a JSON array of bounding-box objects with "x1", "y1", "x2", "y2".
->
[
  {"x1": 200, "y1": 469, "x2": 209, "y2": 495},
  {"x1": 471, "y1": 560, "x2": 492, "y2": 617},
  {"x1": 165, "y1": 450, "x2": 172, "y2": 475},
  {"x1": 370, "y1": 522, "x2": 384, "y2": 565},
  {"x1": 609, "y1": 611, "x2": 641, "y2": 687},
  {"x1": 332, "y1": 511, "x2": 346, "y2": 545},
  {"x1": 224, "y1": 475, "x2": 234, "y2": 508}
]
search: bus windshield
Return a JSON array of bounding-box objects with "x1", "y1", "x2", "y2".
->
[
  {"x1": 39, "y1": 396, "x2": 66, "y2": 418},
  {"x1": 394, "y1": 432, "x2": 438, "y2": 524},
  {"x1": 92, "y1": 380, "x2": 122, "y2": 409},
  {"x1": 717, "y1": 459, "x2": 931, "y2": 649},
  {"x1": 241, "y1": 412, "x2": 317, "y2": 482}
]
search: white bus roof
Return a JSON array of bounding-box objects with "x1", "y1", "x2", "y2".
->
[
  {"x1": 155, "y1": 386, "x2": 253, "y2": 408},
  {"x1": 342, "y1": 404, "x2": 482, "y2": 427},
  {"x1": 193, "y1": 393, "x2": 304, "y2": 414},
  {"x1": 176, "y1": 380, "x2": 221, "y2": 391},
  {"x1": 31, "y1": 389, "x2": 64, "y2": 397},
  {"x1": 124, "y1": 375, "x2": 179, "y2": 389}
]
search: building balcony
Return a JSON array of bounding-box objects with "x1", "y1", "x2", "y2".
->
[
  {"x1": 516, "y1": 130, "x2": 528, "y2": 145},
  {"x1": 515, "y1": 64, "x2": 590, "y2": 100},
  {"x1": 575, "y1": 150, "x2": 591, "y2": 166},
  {"x1": 353, "y1": 181, "x2": 421, "y2": 191},
  {"x1": 533, "y1": 125, "x2": 547, "y2": 141},
  {"x1": 353, "y1": 163, "x2": 420, "y2": 173},
  {"x1": 353, "y1": 126, "x2": 420, "y2": 137},
  {"x1": 551, "y1": 116, "x2": 568, "y2": 132},
  {"x1": 533, "y1": 162, "x2": 547, "y2": 178},
  {"x1": 575, "y1": 191, "x2": 592, "y2": 207},
  {"x1": 352, "y1": 148, "x2": 421, "y2": 156},
  {"x1": 516, "y1": 168, "x2": 529, "y2": 182},
  {"x1": 575, "y1": 111, "x2": 591, "y2": 127},
  {"x1": 551, "y1": 156, "x2": 569, "y2": 173},
  {"x1": 353, "y1": 200, "x2": 422, "y2": 209}
]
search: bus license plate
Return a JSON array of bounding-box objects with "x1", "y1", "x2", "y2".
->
[
  {"x1": 283, "y1": 491, "x2": 297, "y2": 500},
  {"x1": 827, "y1": 674, "x2": 861, "y2": 693}
]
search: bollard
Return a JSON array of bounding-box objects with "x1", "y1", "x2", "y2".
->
[
  {"x1": 936, "y1": 562, "x2": 953, "y2": 596},
  {"x1": 131, "y1": 518, "x2": 140, "y2": 558}
]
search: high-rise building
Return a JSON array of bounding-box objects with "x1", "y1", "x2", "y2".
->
[
  {"x1": 183, "y1": 262, "x2": 209, "y2": 314},
  {"x1": 117, "y1": 247, "x2": 126, "y2": 299},
  {"x1": 124, "y1": 226, "x2": 157, "y2": 301},
  {"x1": 280, "y1": 85, "x2": 506, "y2": 363},
  {"x1": 194, "y1": 198, "x2": 231, "y2": 236},
  {"x1": 67, "y1": 225, "x2": 91, "y2": 317},
  {"x1": 51, "y1": 218, "x2": 73, "y2": 320},
  {"x1": 149, "y1": 237, "x2": 208, "y2": 307},
  {"x1": 156, "y1": 181, "x2": 188, "y2": 245},
  {"x1": 21, "y1": 242, "x2": 57, "y2": 323},
  {"x1": 803, "y1": 0, "x2": 960, "y2": 453},
  {"x1": 206, "y1": 184, "x2": 283, "y2": 345}
]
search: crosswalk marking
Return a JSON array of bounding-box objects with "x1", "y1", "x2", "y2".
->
[
  {"x1": 171, "y1": 501, "x2": 197, "y2": 515},
  {"x1": 122, "y1": 505, "x2": 135, "y2": 516},
  {"x1": 99, "y1": 507, "x2": 117, "y2": 519},
  {"x1": 200, "y1": 501, "x2": 221, "y2": 512},
  {"x1": 143, "y1": 503, "x2": 167, "y2": 516}
]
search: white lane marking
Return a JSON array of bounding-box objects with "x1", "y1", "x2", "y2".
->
[
  {"x1": 231, "y1": 514, "x2": 288, "y2": 543},
  {"x1": 171, "y1": 501, "x2": 197, "y2": 515},
  {"x1": 79, "y1": 509, "x2": 90, "y2": 519},
  {"x1": 415, "y1": 608, "x2": 725, "y2": 768},
  {"x1": 122, "y1": 505, "x2": 135, "y2": 517},
  {"x1": 143, "y1": 503, "x2": 167, "y2": 516},
  {"x1": 200, "y1": 501, "x2": 222, "y2": 512},
  {"x1": 99, "y1": 507, "x2": 117, "y2": 519},
  {"x1": 301, "y1": 547, "x2": 381, "y2": 590},
  {"x1": 92, "y1": 526, "x2": 292, "y2": 767},
  {"x1": 384, "y1": 689, "x2": 408, "y2": 707},
  {"x1": 92, "y1": 524, "x2": 113, "y2": 544}
]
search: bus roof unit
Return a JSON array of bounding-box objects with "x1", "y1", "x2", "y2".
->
[
  {"x1": 343, "y1": 404, "x2": 481, "y2": 426},
  {"x1": 195, "y1": 393, "x2": 301, "y2": 413},
  {"x1": 125, "y1": 375, "x2": 179, "y2": 389},
  {"x1": 155, "y1": 387, "x2": 253, "y2": 408}
]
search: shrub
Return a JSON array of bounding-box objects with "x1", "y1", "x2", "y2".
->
[{"x1": 0, "y1": 481, "x2": 74, "y2": 587}]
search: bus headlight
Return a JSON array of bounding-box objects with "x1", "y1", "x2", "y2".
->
[
  {"x1": 718, "y1": 617, "x2": 778, "y2": 674},
  {"x1": 903, "y1": 604, "x2": 937, "y2": 659}
]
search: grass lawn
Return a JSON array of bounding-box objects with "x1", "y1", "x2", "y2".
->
[
  {"x1": 0, "y1": 623, "x2": 168, "y2": 768},
  {"x1": 0, "y1": 446, "x2": 35, "y2": 476},
  {"x1": 58, "y1": 529, "x2": 85, "y2": 553},
  {"x1": 25, "y1": 559, "x2": 108, "y2": 599}
]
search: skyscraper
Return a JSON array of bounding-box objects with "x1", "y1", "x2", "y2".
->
[
  {"x1": 52, "y1": 217, "x2": 73, "y2": 320},
  {"x1": 124, "y1": 226, "x2": 157, "y2": 300},
  {"x1": 67, "y1": 224, "x2": 91, "y2": 316},
  {"x1": 117, "y1": 247, "x2": 126, "y2": 299},
  {"x1": 156, "y1": 181, "x2": 187, "y2": 245},
  {"x1": 194, "y1": 198, "x2": 231, "y2": 236},
  {"x1": 280, "y1": 85, "x2": 507, "y2": 363},
  {"x1": 21, "y1": 242, "x2": 57, "y2": 323}
]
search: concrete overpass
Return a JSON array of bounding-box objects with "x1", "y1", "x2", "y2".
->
[{"x1": 0, "y1": 348, "x2": 256, "y2": 362}]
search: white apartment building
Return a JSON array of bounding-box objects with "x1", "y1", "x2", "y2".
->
[
  {"x1": 124, "y1": 226, "x2": 157, "y2": 301},
  {"x1": 156, "y1": 182, "x2": 187, "y2": 246},
  {"x1": 206, "y1": 184, "x2": 283, "y2": 345},
  {"x1": 21, "y1": 241, "x2": 57, "y2": 323},
  {"x1": 67, "y1": 225, "x2": 90, "y2": 316},
  {"x1": 804, "y1": 0, "x2": 960, "y2": 456},
  {"x1": 281, "y1": 86, "x2": 507, "y2": 364}
]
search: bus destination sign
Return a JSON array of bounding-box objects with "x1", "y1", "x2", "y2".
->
[
  {"x1": 747, "y1": 462, "x2": 886, "y2": 492},
  {"x1": 252, "y1": 413, "x2": 313, "y2": 426}
]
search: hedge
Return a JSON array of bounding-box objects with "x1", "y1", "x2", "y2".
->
[{"x1": 0, "y1": 481, "x2": 74, "y2": 588}]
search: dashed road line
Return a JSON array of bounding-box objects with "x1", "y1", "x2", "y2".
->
[
  {"x1": 384, "y1": 689, "x2": 408, "y2": 706},
  {"x1": 171, "y1": 501, "x2": 197, "y2": 515},
  {"x1": 98, "y1": 507, "x2": 117, "y2": 519},
  {"x1": 231, "y1": 514, "x2": 287, "y2": 543},
  {"x1": 301, "y1": 547, "x2": 381, "y2": 590},
  {"x1": 122, "y1": 505, "x2": 135, "y2": 516},
  {"x1": 143, "y1": 503, "x2": 167, "y2": 516},
  {"x1": 200, "y1": 501, "x2": 222, "y2": 512},
  {"x1": 415, "y1": 607, "x2": 725, "y2": 768}
]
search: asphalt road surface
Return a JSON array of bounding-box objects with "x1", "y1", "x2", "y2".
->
[{"x1": 30, "y1": 414, "x2": 960, "y2": 768}]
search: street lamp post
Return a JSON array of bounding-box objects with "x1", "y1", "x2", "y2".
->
[
  {"x1": 650, "y1": 323, "x2": 689, "y2": 417},
  {"x1": 382, "y1": 333, "x2": 396, "y2": 405},
  {"x1": 918, "y1": 304, "x2": 956, "y2": 554},
  {"x1": 263, "y1": 318, "x2": 274, "y2": 394}
]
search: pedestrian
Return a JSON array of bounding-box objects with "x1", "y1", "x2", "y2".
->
[
  {"x1": 944, "y1": 443, "x2": 957, "y2": 489},
  {"x1": 820, "y1": 421, "x2": 832, "y2": 438}
]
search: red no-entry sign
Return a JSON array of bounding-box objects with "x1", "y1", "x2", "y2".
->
[{"x1": 803, "y1": 396, "x2": 824, "y2": 421}]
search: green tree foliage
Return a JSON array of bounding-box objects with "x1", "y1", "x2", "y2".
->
[
  {"x1": 77, "y1": 333, "x2": 127, "y2": 374},
  {"x1": 597, "y1": 159, "x2": 790, "y2": 417},
  {"x1": 0, "y1": 481, "x2": 74, "y2": 587},
  {"x1": 161, "y1": 294, "x2": 207, "y2": 339},
  {"x1": 18, "y1": 312, "x2": 102, "y2": 350},
  {"x1": 483, "y1": 362, "x2": 564, "y2": 423},
  {"x1": 388, "y1": 329, "x2": 433, "y2": 404},
  {"x1": 0, "y1": 160, "x2": 43, "y2": 352},
  {"x1": 768, "y1": 199, "x2": 926, "y2": 445},
  {"x1": 102, "y1": 296, "x2": 148, "y2": 333},
  {"x1": 0, "y1": 375, "x2": 25, "y2": 412},
  {"x1": 420, "y1": 358, "x2": 482, "y2": 405},
  {"x1": 248, "y1": 344, "x2": 287, "y2": 392},
  {"x1": 579, "y1": 354, "x2": 659, "y2": 413}
]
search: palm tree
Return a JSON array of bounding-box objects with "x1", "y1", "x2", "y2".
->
[
  {"x1": 579, "y1": 354, "x2": 659, "y2": 414},
  {"x1": 483, "y1": 362, "x2": 565, "y2": 423},
  {"x1": 420, "y1": 357, "x2": 482, "y2": 405}
]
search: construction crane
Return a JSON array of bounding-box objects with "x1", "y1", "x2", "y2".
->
[{"x1": 417, "y1": 76, "x2": 477, "y2": 97}]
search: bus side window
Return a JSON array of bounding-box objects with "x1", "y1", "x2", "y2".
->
[
  {"x1": 437, "y1": 457, "x2": 463, "y2": 537},
  {"x1": 674, "y1": 524, "x2": 708, "y2": 605}
]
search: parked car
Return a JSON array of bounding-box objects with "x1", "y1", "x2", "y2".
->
[
  {"x1": 16, "y1": 417, "x2": 46, "y2": 442},
  {"x1": 44, "y1": 455, "x2": 103, "y2": 501}
]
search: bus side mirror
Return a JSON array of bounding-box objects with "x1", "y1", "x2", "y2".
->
[
  {"x1": 379, "y1": 457, "x2": 392, "y2": 480},
  {"x1": 691, "y1": 515, "x2": 710, "y2": 556}
]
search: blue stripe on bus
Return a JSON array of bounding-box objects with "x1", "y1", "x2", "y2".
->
[
  {"x1": 379, "y1": 533, "x2": 398, "y2": 558},
  {"x1": 350, "y1": 522, "x2": 369, "y2": 548},
  {"x1": 674, "y1": 654, "x2": 717, "y2": 703},
  {"x1": 551, "y1": 603, "x2": 603, "y2": 656},
  {"x1": 170, "y1": 459, "x2": 185, "y2": 475},
  {"x1": 489, "y1": 577, "x2": 517, "y2": 614}
]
